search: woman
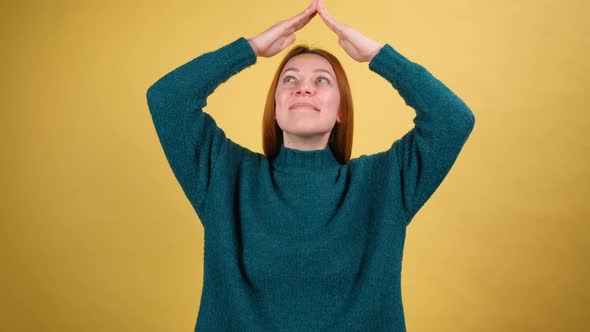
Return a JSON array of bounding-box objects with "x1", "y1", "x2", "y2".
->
[{"x1": 146, "y1": 0, "x2": 475, "y2": 331}]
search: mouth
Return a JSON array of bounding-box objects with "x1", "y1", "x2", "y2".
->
[{"x1": 289, "y1": 102, "x2": 319, "y2": 112}]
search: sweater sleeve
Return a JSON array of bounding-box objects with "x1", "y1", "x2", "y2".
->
[
  {"x1": 368, "y1": 44, "x2": 476, "y2": 226},
  {"x1": 145, "y1": 37, "x2": 257, "y2": 222}
]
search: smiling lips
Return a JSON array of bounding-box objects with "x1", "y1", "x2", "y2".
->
[{"x1": 289, "y1": 102, "x2": 319, "y2": 112}]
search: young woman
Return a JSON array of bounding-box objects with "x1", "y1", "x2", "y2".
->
[{"x1": 146, "y1": 0, "x2": 475, "y2": 330}]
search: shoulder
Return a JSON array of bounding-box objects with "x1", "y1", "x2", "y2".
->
[
  {"x1": 348, "y1": 147, "x2": 398, "y2": 172},
  {"x1": 345, "y1": 147, "x2": 402, "y2": 190}
]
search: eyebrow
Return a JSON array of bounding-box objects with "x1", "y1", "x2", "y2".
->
[{"x1": 281, "y1": 67, "x2": 335, "y2": 79}]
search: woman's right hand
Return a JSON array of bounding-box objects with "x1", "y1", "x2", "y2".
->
[{"x1": 248, "y1": 0, "x2": 317, "y2": 58}]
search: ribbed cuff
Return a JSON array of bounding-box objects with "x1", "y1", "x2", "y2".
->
[
  {"x1": 214, "y1": 37, "x2": 257, "y2": 75},
  {"x1": 368, "y1": 44, "x2": 412, "y2": 79}
]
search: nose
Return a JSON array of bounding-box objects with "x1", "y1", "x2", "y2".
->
[{"x1": 295, "y1": 83, "x2": 314, "y2": 95}]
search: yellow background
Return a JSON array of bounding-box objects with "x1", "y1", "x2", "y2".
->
[{"x1": 2, "y1": 0, "x2": 588, "y2": 331}]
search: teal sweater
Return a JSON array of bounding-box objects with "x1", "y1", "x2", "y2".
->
[{"x1": 146, "y1": 37, "x2": 475, "y2": 332}]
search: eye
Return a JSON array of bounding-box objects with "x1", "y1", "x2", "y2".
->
[
  {"x1": 283, "y1": 75, "x2": 296, "y2": 83},
  {"x1": 316, "y1": 76, "x2": 330, "y2": 84}
]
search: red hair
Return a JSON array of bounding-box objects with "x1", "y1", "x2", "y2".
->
[{"x1": 262, "y1": 45, "x2": 354, "y2": 164}]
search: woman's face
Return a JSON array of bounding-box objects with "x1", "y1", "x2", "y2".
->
[{"x1": 274, "y1": 54, "x2": 341, "y2": 146}]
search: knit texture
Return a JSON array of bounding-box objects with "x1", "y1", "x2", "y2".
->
[{"x1": 146, "y1": 37, "x2": 475, "y2": 332}]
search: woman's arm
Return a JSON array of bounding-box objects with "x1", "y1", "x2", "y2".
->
[
  {"x1": 146, "y1": 38, "x2": 256, "y2": 220},
  {"x1": 370, "y1": 45, "x2": 476, "y2": 226},
  {"x1": 317, "y1": 0, "x2": 476, "y2": 226},
  {"x1": 145, "y1": 1, "x2": 318, "y2": 224}
]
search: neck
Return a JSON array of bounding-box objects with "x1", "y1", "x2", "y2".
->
[
  {"x1": 282, "y1": 132, "x2": 330, "y2": 151},
  {"x1": 271, "y1": 144, "x2": 341, "y2": 171}
]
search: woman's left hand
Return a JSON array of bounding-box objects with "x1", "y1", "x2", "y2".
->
[{"x1": 316, "y1": 0, "x2": 384, "y2": 62}]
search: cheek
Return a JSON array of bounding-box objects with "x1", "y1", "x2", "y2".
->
[
  {"x1": 322, "y1": 91, "x2": 341, "y2": 112},
  {"x1": 274, "y1": 89, "x2": 288, "y2": 110}
]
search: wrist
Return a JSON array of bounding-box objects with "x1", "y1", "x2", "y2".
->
[
  {"x1": 368, "y1": 44, "x2": 384, "y2": 62},
  {"x1": 247, "y1": 38, "x2": 259, "y2": 57}
]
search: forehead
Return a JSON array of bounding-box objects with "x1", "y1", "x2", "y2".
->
[{"x1": 281, "y1": 54, "x2": 335, "y2": 75}]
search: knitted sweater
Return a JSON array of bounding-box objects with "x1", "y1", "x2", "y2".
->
[{"x1": 146, "y1": 37, "x2": 475, "y2": 332}]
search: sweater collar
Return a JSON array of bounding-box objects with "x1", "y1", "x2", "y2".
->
[{"x1": 271, "y1": 144, "x2": 341, "y2": 171}]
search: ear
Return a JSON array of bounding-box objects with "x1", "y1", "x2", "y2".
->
[{"x1": 336, "y1": 111, "x2": 342, "y2": 123}]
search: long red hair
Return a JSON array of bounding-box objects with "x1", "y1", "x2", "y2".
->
[{"x1": 262, "y1": 45, "x2": 354, "y2": 164}]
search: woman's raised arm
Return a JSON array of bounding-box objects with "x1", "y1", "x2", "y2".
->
[
  {"x1": 145, "y1": 1, "x2": 318, "y2": 226},
  {"x1": 317, "y1": 0, "x2": 476, "y2": 226}
]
